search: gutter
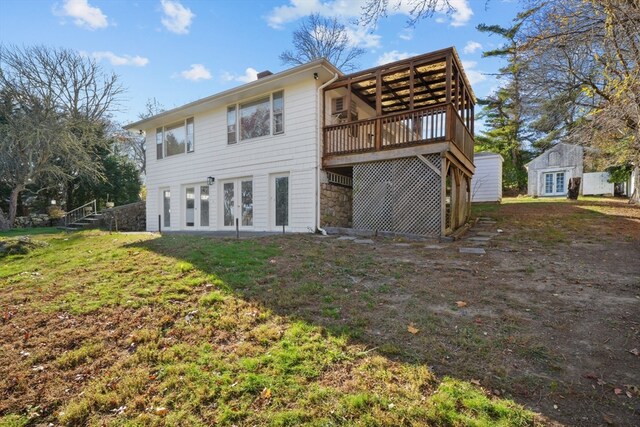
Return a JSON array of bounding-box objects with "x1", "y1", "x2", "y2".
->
[{"x1": 316, "y1": 73, "x2": 340, "y2": 235}]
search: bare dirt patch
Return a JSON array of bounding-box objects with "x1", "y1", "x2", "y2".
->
[{"x1": 233, "y1": 197, "x2": 640, "y2": 426}]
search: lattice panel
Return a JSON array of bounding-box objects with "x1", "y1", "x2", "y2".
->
[
  {"x1": 353, "y1": 155, "x2": 442, "y2": 236},
  {"x1": 353, "y1": 161, "x2": 394, "y2": 232}
]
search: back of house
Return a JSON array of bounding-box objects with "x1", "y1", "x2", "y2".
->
[{"x1": 126, "y1": 47, "x2": 477, "y2": 238}]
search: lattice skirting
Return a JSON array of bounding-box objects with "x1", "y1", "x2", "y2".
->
[{"x1": 353, "y1": 155, "x2": 442, "y2": 236}]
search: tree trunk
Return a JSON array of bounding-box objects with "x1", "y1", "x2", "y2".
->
[
  {"x1": 8, "y1": 184, "x2": 25, "y2": 228},
  {"x1": 630, "y1": 164, "x2": 640, "y2": 204},
  {"x1": 567, "y1": 177, "x2": 581, "y2": 200}
]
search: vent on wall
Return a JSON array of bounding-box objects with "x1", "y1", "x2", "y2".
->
[{"x1": 331, "y1": 97, "x2": 358, "y2": 123}]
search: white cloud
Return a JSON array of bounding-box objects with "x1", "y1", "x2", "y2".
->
[
  {"x1": 90, "y1": 51, "x2": 149, "y2": 67},
  {"x1": 161, "y1": 0, "x2": 194, "y2": 34},
  {"x1": 376, "y1": 50, "x2": 417, "y2": 66},
  {"x1": 344, "y1": 26, "x2": 381, "y2": 48},
  {"x1": 221, "y1": 67, "x2": 258, "y2": 83},
  {"x1": 398, "y1": 29, "x2": 413, "y2": 41},
  {"x1": 180, "y1": 64, "x2": 212, "y2": 81},
  {"x1": 461, "y1": 60, "x2": 486, "y2": 85},
  {"x1": 463, "y1": 41, "x2": 482, "y2": 54},
  {"x1": 55, "y1": 0, "x2": 108, "y2": 30},
  {"x1": 448, "y1": 0, "x2": 473, "y2": 27}
]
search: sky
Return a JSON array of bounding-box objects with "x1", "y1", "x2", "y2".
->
[{"x1": 0, "y1": 0, "x2": 524, "y2": 126}]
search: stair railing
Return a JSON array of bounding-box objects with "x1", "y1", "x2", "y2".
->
[{"x1": 64, "y1": 200, "x2": 97, "y2": 227}]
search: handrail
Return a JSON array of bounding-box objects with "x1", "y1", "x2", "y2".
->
[{"x1": 64, "y1": 199, "x2": 97, "y2": 227}]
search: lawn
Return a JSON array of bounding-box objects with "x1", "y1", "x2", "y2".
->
[{"x1": 1, "y1": 196, "x2": 638, "y2": 426}]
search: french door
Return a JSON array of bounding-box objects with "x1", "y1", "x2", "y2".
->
[
  {"x1": 221, "y1": 178, "x2": 253, "y2": 228},
  {"x1": 543, "y1": 172, "x2": 566, "y2": 195},
  {"x1": 184, "y1": 184, "x2": 210, "y2": 228}
]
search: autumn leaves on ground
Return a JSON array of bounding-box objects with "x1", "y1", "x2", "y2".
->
[{"x1": 1, "y1": 197, "x2": 638, "y2": 426}]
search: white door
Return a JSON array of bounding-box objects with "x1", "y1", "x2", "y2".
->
[
  {"x1": 221, "y1": 178, "x2": 253, "y2": 228},
  {"x1": 184, "y1": 184, "x2": 210, "y2": 228},
  {"x1": 543, "y1": 172, "x2": 566, "y2": 196}
]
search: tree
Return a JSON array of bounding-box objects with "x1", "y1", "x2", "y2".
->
[
  {"x1": 475, "y1": 20, "x2": 530, "y2": 191},
  {"x1": 516, "y1": 0, "x2": 640, "y2": 203},
  {"x1": 114, "y1": 98, "x2": 165, "y2": 176},
  {"x1": 360, "y1": 0, "x2": 455, "y2": 27},
  {"x1": 0, "y1": 45, "x2": 123, "y2": 228},
  {"x1": 279, "y1": 14, "x2": 366, "y2": 72}
]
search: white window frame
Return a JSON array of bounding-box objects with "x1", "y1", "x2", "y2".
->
[
  {"x1": 227, "y1": 90, "x2": 284, "y2": 144},
  {"x1": 156, "y1": 117, "x2": 195, "y2": 159},
  {"x1": 543, "y1": 171, "x2": 567, "y2": 195}
]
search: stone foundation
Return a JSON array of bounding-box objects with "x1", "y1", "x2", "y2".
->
[
  {"x1": 320, "y1": 183, "x2": 352, "y2": 228},
  {"x1": 100, "y1": 201, "x2": 146, "y2": 231}
]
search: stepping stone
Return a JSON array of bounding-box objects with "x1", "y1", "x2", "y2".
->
[
  {"x1": 354, "y1": 239, "x2": 374, "y2": 244},
  {"x1": 468, "y1": 236, "x2": 492, "y2": 242},
  {"x1": 337, "y1": 236, "x2": 356, "y2": 240},
  {"x1": 459, "y1": 247, "x2": 486, "y2": 254},
  {"x1": 425, "y1": 244, "x2": 444, "y2": 249},
  {"x1": 476, "y1": 232, "x2": 498, "y2": 237},
  {"x1": 394, "y1": 243, "x2": 412, "y2": 247}
]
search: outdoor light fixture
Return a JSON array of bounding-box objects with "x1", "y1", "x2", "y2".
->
[
  {"x1": 313, "y1": 72, "x2": 319, "y2": 80},
  {"x1": 51, "y1": 200, "x2": 56, "y2": 205},
  {"x1": 207, "y1": 176, "x2": 215, "y2": 185}
]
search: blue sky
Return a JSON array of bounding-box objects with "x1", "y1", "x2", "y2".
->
[{"x1": 0, "y1": 0, "x2": 523, "y2": 126}]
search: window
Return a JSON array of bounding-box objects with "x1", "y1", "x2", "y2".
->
[
  {"x1": 241, "y1": 97, "x2": 270, "y2": 140},
  {"x1": 156, "y1": 118, "x2": 195, "y2": 158},
  {"x1": 227, "y1": 106, "x2": 237, "y2": 144},
  {"x1": 275, "y1": 175, "x2": 289, "y2": 227},
  {"x1": 544, "y1": 172, "x2": 566, "y2": 195},
  {"x1": 156, "y1": 128, "x2": 163, "y2": 160},
  {"x1": 227, "y1": 91, "x2": 284, "y2": 143},
  {"x1": 163, "y1": 190, "x2": 171, "y2": 227},
  {"x1": 273, "y1": 91, "x2": 284, "y2": 134}
]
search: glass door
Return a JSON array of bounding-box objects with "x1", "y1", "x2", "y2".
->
[
  {"x1": 272, "y1": 174, "x2": 289, "y2": 229},
  {"x1": 221, "y1": 178, "x2": 253, "y2": 228},
  {"x1": 185, "y1": 184, "x2": 210, "y2": 228}
]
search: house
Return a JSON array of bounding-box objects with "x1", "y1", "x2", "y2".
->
[
  {"x1": 124, "y1": 47, "x2": 476, "y2": 238},
  {"x1": 526, "y1": 143, "x2": 584, "y2": 197},
  {"x1": 471, "y1": 152, "x2": 503, "y2": 202}
]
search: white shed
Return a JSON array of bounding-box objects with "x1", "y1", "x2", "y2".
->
[{"x1": 471, "y1": 152, "x2": 503, "y2": 202}]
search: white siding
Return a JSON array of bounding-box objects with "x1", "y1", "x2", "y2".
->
[
  {"x1": 471, "y1": 153, "x2": 502, "y2": 202},
  {"x1": 583, "y1": 172, "x2": 614, "y2": 195},
  {"x1": 145, "y1": 79, "x2": 319, "y2": 232},
  {"x1": 526, "y1": 144, "x2": 584, "y2": 196}
]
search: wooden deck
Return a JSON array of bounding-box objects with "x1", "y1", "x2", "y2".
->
[{"x1": 322, "y1": 47, "x2": 475, "y2": 171}]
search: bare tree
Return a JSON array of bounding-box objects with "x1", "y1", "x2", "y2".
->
[
  {"x1": 516, "y1": 0, "x2": 640, "y2": 203},
  {"x1": 0, "y1": 45, "x2": 124, "y2": 228},
  {"x1": 113, "y1": 98, "x2": 164, "y2": 176},
  {"x1": 279, "y1": 14, "x2": 366, "y2": 72},
  {"x1": 359, "y1": 0, "x2": 455, "y2": 27}
]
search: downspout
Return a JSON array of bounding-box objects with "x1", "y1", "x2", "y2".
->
[{"x1": 316, "y1": 72, "x2": 339, "y2": 235}]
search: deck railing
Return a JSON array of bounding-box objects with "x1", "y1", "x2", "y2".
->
[{"x1": 324, "y1": 103, "x2": 473, "y2": 162}]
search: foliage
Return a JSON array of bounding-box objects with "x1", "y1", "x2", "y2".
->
[
  {"x1": 606, "y1": 165, "x2": 633, "y2": 184},
  {"x1": 359, "y1": 0, "x2": 455, "y2": 27},
  {"x1": 280, "y1": 14, "x2": 365, "y2": 72},
  {"x1": 0, "y1": 45, "x2": 123, "y2": 226},
  {"x1": 72, "y1": 153, "x2": 141, "y2": 209},
  {"x1": 475, "y1": 20, "x2": 530, "y2": 191}
]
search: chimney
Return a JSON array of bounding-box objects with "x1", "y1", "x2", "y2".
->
[{"x1": 257, "y1": 70, "x2": 273, "y2": 79}]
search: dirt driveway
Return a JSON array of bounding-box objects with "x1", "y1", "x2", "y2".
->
[{"x1": 236, "y1": 197, "x2": 640, "y2": 426}]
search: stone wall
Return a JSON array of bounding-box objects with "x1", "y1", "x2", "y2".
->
[
  {"x1": 320, "y1": 183, "x2": 352, "y2": 228},
  {"x1": 14, "y1": 214, "x2": 54, "y2": 228},
  {"x1": 100, "y1": 201, "x2": 146, "y2": 231}
]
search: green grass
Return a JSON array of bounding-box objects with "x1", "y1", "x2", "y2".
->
[{"x1": 0, "y1": 230, "x2": 540, "y2": 426}]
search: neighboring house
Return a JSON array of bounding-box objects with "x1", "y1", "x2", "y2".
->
[
  {"x1": 125, "y1": 47, "x2": 476, "y2": 237},
  {"x1": 471, "y1": 152, "x2": 503, "y2": 202},
  {"x1": 526, "y1": 143, "x2": 584, "y2": 197}
]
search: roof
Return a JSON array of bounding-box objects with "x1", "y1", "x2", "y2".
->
[
  {"x1": 125, "y1": 58, "x2": 342, "y2": 131},
  {"x1": 474, "y1": 151, "x2": 504, "y2": 160},
  {"x1": 326, "y1": 47, "x2": 476, "y2": 115}
]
